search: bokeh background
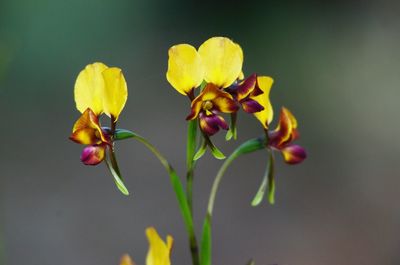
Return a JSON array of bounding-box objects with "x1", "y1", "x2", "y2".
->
[{"x1": 1, "y1": 0, "x2": 400, "y2": 264}]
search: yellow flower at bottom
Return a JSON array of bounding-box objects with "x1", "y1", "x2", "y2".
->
[
  {"x1": 120, "y1": 254, "x2": 135, "y2": 265},
  {"x1": 146, "y1": 227, "x2": 173, "y2": 265},
  {"x1": 119, "y1": 227, "x2": 173, "y2": 265}
]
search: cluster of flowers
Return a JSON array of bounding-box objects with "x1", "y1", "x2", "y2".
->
[
  {"x1": 167, "y1": 36, "x2": 306, "y2": 164},
  {"x1": 68, "y1": 36, "x2": 307, "y2": 265}
]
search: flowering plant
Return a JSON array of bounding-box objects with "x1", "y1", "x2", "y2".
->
[{"x1": 70, "y1": 37, "x2": 306, "y2": 265}]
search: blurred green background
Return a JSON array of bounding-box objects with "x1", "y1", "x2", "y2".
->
[{"x1": 1, "y1": 0, "x2": 400, "y2": 264}]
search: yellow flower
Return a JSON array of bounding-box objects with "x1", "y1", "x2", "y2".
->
[
  {"x1": 198, "y1": 37, "x2": 243, "y2": 88},
  {"x1": 74, "y1": 62, "x2": 128, "y2": 120},
  {"x1": 146, "y1": 227, "x2": 173, "y2": 265},
  {"x1": 166, "y1": 37, "x2": 243, "y2": 96},
  {"x1": 119, "y1": 227, "x2": 173, "y2": 265},
  {"x1": 166, "y1": 44, "x2": 204, "y2": 96}
]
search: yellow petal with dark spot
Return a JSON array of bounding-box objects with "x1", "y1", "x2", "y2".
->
[
  {"x1": 198, "y1": 37, "x2": 243, "y2": 88},
  {"x1": 74, "y1": 62, "x2": 108, "y2": 115},
  {"x1": 102, "y1": 67, "x2": 128, "y2": 120},
  {"x1": 146, "y1": 227, "x2": 173, "y2": 265},
  {"x1": 253, "y1": 76, "x2": 274, "y2": 129},
  {"x1": 70, "y1": 108, "x2": 109, "y2": 145},
  {"x1": 166, "y1": 44, "x2": 205, "y2": 95}
]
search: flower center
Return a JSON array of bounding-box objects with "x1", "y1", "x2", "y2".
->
[
  {"x1": 202, "y1": 100, "x2": 214, "y2": 111},
  {"x1": 95, "y1": 130, "x2": 101, "y2": 139}
]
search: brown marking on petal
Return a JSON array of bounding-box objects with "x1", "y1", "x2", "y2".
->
[
  {"x1": 236, "y1": 74, "x2": 257, "y2": 101},
  {"x1": 70, "y1": 108, "x2": 110, "y2": 145},
  {"x1": 241, "y1": 99, "x2": 265, "y2": 113}
]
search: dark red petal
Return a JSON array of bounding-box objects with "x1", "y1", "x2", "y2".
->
[
  {"x1": 241, "y1": 99, "x2": 265, "y2": 113},
  {"x1": 236, "y1": 74, "x2": 257, "y2": 101},
  {"x1": 281, "y1": 144, "x2": 307, "y2": 164}
]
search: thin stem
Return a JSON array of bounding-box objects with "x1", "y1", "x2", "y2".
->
[
  {"x1": 207, "y1": 150, "x2": 240, "y2": 216},
  {"x1": 207, "y1": 137, "x2": 266, "y2": 216},
  {"x1": 185, "y1": 119, "x2": 199, "y2": 265},
  {"x1": 109, "y1": 115, "x2": 121, "y2": 175},
  {"x1": 186, "y1": 120, "x2": 197, "y2": 214},
  {"x1": 128, "y1": 133, "x2": 200, "y2": 265}
]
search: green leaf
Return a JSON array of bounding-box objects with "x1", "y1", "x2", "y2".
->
[
  {"x1": 209, "y1": 143, "x2": 225, "y2": 160},
  {"x1": 225, "y1": 113, "x2": 237, "y2": 141},
  {"x1": 225, "y1": 130, "x2": 233, "y2": 141},
  {"x1": 267, "y1": 154, "x2": 276, "y2": 205},
  {"x1": 200, "y1": 214, "x2": 212, "y2": 265},
  {"x1": 105, "y1": 159, "x2": 129, "y2": 195},
  {"x1": 203, "y1": 134, "x2": 226, "y2": 160},
  {"x1": 251, "y1": 171, "x2": 268, "y2": 206},
  {"x1": 168, "y1": 166, "x2": 195, "y2": 235},
  {"x1": 251, "y1": 151, "x2": 275, "y2": 206},
  {"x1": 194, "y1": 138, "x2": 207, "y2": 161},
  {"x1": 233, "y1": 137, "x2": 265, "y2": 158},
  {"x1": 114, "y1": 129, "x2": 137, "y2": 140}
]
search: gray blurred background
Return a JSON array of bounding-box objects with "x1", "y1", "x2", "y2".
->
[{"x1": 1, "y1": 0, "x2": 400, "y2": 264}]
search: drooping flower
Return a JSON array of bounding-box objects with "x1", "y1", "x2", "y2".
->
[
  {"x1": 71, "y1": 62, "x2": 128, "y2": 166},
  {"x1": 69, "y1": 108, "x2": 111, "y2": 165},
  {"x1": 119, "y1": 227, "x2": 173, "y2": 265},
  {"x1": 186, "y1": 83, "x2": 238, "y2": 135},
  {"x1": 268, "y1": 107, "x2": 306, "y2": 164}
]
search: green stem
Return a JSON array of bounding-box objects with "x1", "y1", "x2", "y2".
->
[
  {"x1": 126, "y1": 132, "x2": 200, "y2": 265},
  {"x1": 186, "y1": 120, "x2": 197, "y2": 214},
  {"x1": 207, "y1": 150, "x2": 240, "y2": 216},
  {"x1": 200, "y1": 138, "x2": 265, "y2": 265},
  {"x1": 207, "y1": 137, "x2": 266, "y2": 215},
  {"x1": 186, "y1": 119, "x2": 199, "y2": 265}
]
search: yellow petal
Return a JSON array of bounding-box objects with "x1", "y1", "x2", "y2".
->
[
  {"x1": 166, "y1": 44, "x2": 204, "y2": 95},
  {"x1": 198, "y1": 37, "x2": 243, "y2": 88},
  {"x1": 282, "y1": 107, "x2": 297, "y2": 129},
  {"x1": 74, "y1": 62, "x2": 108, "y2": 115},
  {"x1": 146, "y1": 227, "x2": 173, "y2": 265},
  {"x1": 70, "y1": 108, "x2": 108, "y2": 145},
  {"x1": 120, "y1": 254, "x2": 136, "y2": 265},
  {"x1": 102, "y1": 67, "x2": 128, "y2": 120},
  {"x1": 253, "y1": 76, "x2": 274, "y2": 129}
]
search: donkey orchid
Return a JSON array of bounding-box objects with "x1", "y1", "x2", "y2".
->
[
  {"x1": 249, "y1": 77, "x2": 306, "y2": 164},
  {"x1": 186, "y1": 83, "x2": 238, "y2": 135},
  {"x1": 268, "y1": 107, "x2": 306, "y2": 164},
  {"x1": 70, "y1": 62, "x2": 128, "y2": 165},
  {"x1": 166, "y1": 37, "x2": 244, "y2": 136}
]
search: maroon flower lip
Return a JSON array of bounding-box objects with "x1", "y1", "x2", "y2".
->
[
  {"x1": 199, "y1": 111, "x2": 229, "y2": 136},
  {"x1": 227, "y1": 74, "x2": 266, "y2": 114},
  {"x1": 81, "y1": 144, "x2": 107, "y2": 165}
]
